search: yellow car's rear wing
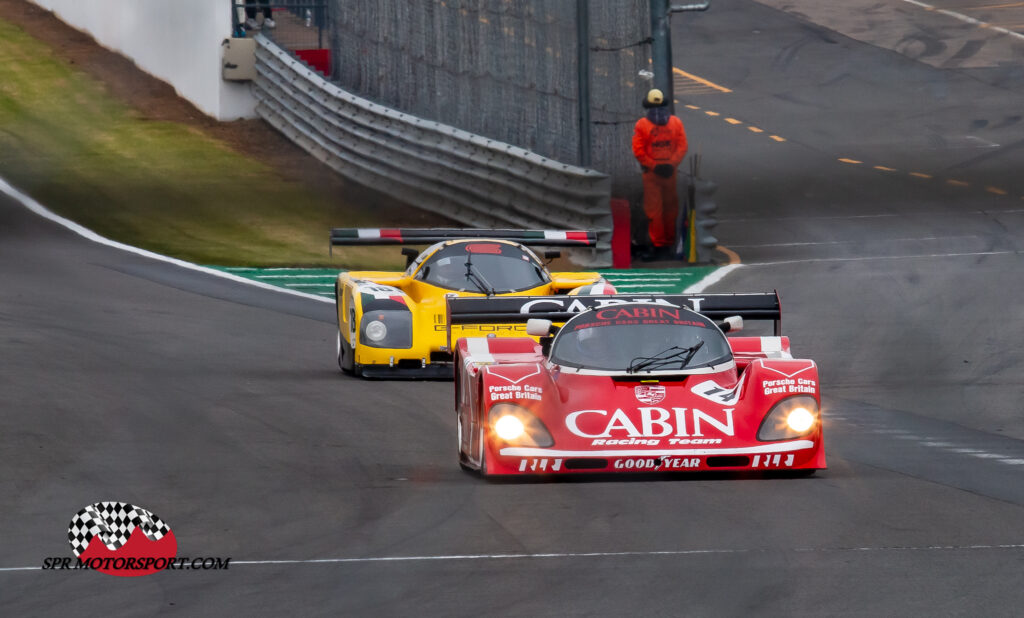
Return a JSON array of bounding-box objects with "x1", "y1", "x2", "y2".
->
[{"x1": 329, "y1": 228, "x2": 597, "y2": 253}]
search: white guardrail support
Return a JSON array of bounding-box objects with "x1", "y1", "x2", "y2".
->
[{"x1": 251, "y1": 35, "x2": 613, "y2": 265}]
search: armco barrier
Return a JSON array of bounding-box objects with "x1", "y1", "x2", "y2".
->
[{"x1": 250, "y1": 36, "x2": 613, "y2": 265}]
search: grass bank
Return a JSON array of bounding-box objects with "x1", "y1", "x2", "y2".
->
[{"x1": 0, "y1": 16, "x2": 409, "y2": 269}]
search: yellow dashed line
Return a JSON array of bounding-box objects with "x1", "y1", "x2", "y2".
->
[
  {"x1": 837, "y1": 162, "x2": 1015, "y2": 200},
  {"x1": 680, "y1": 105, "x2": 784, "y2": 146},
  {"x1": 671, "y1": 67, "x2": 732, "y2": 93}
]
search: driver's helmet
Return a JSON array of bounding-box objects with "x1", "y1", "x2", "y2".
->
[
  {"x1": 572, "y1": 325, "x2": 606, "y2": 358},
  {"x1": 429, "y1": 256, "x2": 465, "y2": 287}
]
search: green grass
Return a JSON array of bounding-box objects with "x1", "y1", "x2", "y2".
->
[{"x1": 0, "y1": 17, "x2": 403, "y2": 269}]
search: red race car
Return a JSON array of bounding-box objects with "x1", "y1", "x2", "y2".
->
[{"x1": 448, "y1": 293, "x2": 825, "y2": 476}]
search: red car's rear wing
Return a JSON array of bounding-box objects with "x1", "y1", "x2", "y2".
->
[
  {"x1": 446, "y1": 292, "x2": 783, "y2": 350},
  {"x1": 329, "y1": 228, "x2": 597, "y2": 249}
]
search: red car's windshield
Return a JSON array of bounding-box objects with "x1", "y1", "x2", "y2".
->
[{"x1": 550, "y1": 304, "x2": 732, "y2": 372}]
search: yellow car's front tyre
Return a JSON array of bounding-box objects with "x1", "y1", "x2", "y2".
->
[{"x1": 337, "y1": 331, "x2": 360, "y2": 376}]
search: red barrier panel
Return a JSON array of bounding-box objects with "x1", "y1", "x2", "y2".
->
[
  {"x1": 610, "y1": 198, "x2": 631, "y2": 269},
  {"x1": 295, "y1": 49, "x2": 331, "y2": 76}
]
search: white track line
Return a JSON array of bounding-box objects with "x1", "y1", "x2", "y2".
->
[
  {"x1": 723, "y1": 213, "x2": 901, "y2": 223},
  {"x1": 245, "y1": 266, "x2": 324, "y2": 271},
  {"x1": 723, "y1": 209, "x2": 1024, "y2": 224},
  {"x1": 604, "y1": 276, "x2": 685, "y2": 281},
  {"x1": 603, "y1": 273, "x2": 688, "y2": 277},
  {"x1": 728, "y1": 235, "x2": 980, "y2": 249},
  {"x1": 744, "y1": 250, "x2": 1018, "y2": 267},
  {"x1": 605, "y1": 281, "x2": 683, "y2": 285},
  {"x1": 4, "y1": 543, "x2": 1023, "y2": 572},
  {"x1": 228, "y1": 544, "x2": 1024, "y2": 564},
  {"x1": 900, "y1": 0, "x2": 1024, "y2": 40},
  {"x1": 254, "y1": 274, "x2": 339, "y2": 279},
  {"x1": 0, "y1": 177, "x2": 333, "y2": 304},
  {"x1": 685, "y1": 264, "x2": 743, "y2": 293}
]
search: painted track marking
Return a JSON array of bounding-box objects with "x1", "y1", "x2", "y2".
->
[
  {"x1": 745, "y1": 250, "x2": 1019, "y2": 266},
  {"x1": 673, "y1": 67, "x2": 732, "y2": 93},
  {"x1": 900, "y1": 0, "x2": 1024, "y2": 40},
  {"x1": 727, "y1": 235, "x2": 980, "y2": 249},
  {"x1": 4, "y1": 543, "x2": 1023, "y2": 572},
  {"x1": 685, "y1": 264, "x2": 743, "y2": 293}
]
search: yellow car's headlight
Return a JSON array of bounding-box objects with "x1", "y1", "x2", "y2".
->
[
  {"x1": 364, "y1": 320, "x2": 387, "y2": 342},
  {"x1": 359, "y1": 311, "x2": 412, "y2": 348}
]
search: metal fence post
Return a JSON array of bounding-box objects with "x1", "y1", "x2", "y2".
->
[
  {"x1": 576, "y1": 0, "x2": 592, "y2": 168},
  {"x1": 649, "y1": 0, "x2": 673, "y2": 114}
]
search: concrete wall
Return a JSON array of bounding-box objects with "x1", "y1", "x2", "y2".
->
[{"x1": 30, "y1": 0, "x2": 257, "y2": 120}]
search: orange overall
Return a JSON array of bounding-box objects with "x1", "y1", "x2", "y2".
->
[{"x1": 632, "y1": 115, "x2": 689, "y2": 247}]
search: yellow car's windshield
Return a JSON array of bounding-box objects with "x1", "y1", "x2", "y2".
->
[{"x1": 416, "y1": 242, "x2": 549, "y2": 293}]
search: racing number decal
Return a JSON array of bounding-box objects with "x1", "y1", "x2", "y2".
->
[
  {"x1": 518, "y1": 458, "x2": 563, "y2": 472},
  {"x1": 752, "y1": 454, "x2": 795, "y2": 468},
  {"x1": 346, "y1": 293, "x2": 358, "y2": 342}
]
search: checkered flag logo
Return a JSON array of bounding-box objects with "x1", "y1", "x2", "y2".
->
[{"x1": 68, "y1": 502, "x2": 171, "y2": 558}]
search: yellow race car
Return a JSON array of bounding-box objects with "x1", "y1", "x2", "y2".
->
[{"x1": 331, "y1": 228, "x2": 615, "y2": 378}]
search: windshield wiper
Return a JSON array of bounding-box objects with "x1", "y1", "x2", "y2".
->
[
  {"x1": 628, "y1": 341, "x2": 705, "y2": 373},
  {"x1": 464, "y1": 252, "x2": 496, "y2": 296}
]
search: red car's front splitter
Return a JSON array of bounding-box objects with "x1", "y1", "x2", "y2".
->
[{"x1": 483, "y1": 441, "x2": 826, "y2": 475}]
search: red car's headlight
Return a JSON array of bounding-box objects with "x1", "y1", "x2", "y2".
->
[
  {"x1": 757, "y1": 396, "x2": 819, "y2": 441},
  {"x1": 488, "y1": 404, "x2": 554, "y2": 447}
]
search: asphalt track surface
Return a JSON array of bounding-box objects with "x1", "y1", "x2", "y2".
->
[{"x1": 3, "y1": 3, "x2": 1024, "y2": 616}]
